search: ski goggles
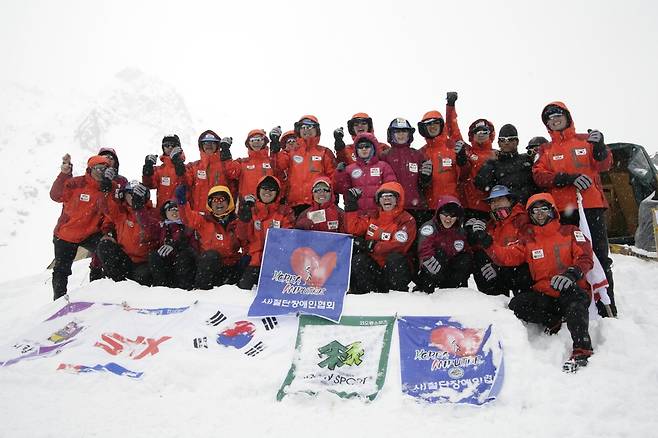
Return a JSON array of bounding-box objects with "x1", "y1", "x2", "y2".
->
[{"x1": 498, "y1": 136, "x2": 518, "y2": 143}]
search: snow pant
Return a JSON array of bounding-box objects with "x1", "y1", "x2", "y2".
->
[
  {"x1": 509, "y1": 287, "x2": 592, "y2": 351},
  {"x1": 52, "y1": 233, "x2": 102, "y2": 301},
  {"x1": 97, "y1": 240, "x2": 152, "y2": 286},
  {"x1": 238, "y1": 266, "x2": 261, "y2": 290},
  {"x1": 148, "y1": 248, "x2": 196, "y2": 290},
  {"x1": 472, "y1": 249, "x2": 532, "y2": 296},
  {"x1": 560, "y1": 207, "x2": 616, "y2": 316},
  {"x1": 349, "y1": 252, "x2": 412, "y2": 294},
  {"x1": 194, "y1": 250, "x2": 242, "y2": 290},
  {"x1": 416, "y1": 252, "x2": 472, "y2": 293}
]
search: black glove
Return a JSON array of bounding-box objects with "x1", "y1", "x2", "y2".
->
[
  {"x1": 269, "y1": 126, "x2": 282, "y2": 153},
  {"x1": 143, "y1": 154, "x2": 157, "y2": 176},
  {"x1": 481, "y1": 262, "x2": 497, "y2": 281},
  {"x1": 422, "y1": 256, "x2": 441, "y2": 275},
  {"x1": 220, "y1": 137, "x2": 232, "y2": 161},
  {"x1": 173, "y1": 157, "x2": 186, "y2": 177},
  {"x1": 344, "y1": 188, "x2": 361, "y2": 212},
  {"x1": 333, "y1": 127, "x2": 346, "y2": 151},
  {"x1": 573, "y1": 174, "x2": 593, "y2": 191},
  {"x1": 99, "y1": 178, "x2": 112, "y2": 193},
  {"x1": 336, "y1": 162, "x2": 347, "y2": 172},
  {"x1": 587, "y1": 130, "x2": 608, "y2": 161},
  {"x1": 454, "y1": 141, "x2": 468, "y2": 166},
  {"x1": 131, "y1": 183, "x2": 149, "y2": 210},
  {"x1": 446, "y1": 91, "x2": 458, "y2": 107},
  {"x1": 550, "y1": 266, "x2": 582, "y2": 293},
  {"x1": 170, "y1": 146, "x2": 183, "y2": 161},
  {"x1": 469, "y1": 230, "x2": 493, "y2": 248},
  {"x1": 353, "y1": 236, "x2": 376, "y2": 253},
  {"x1": 238, "y1": 195, "x2": 255, "y2": 222},
  {"x1": 553, "y1": 173, "x2": 579, "y2": 187},
  {"x1": 104, "y1": 167, "x2": 117, "y2": 181},
  {"x1": 175, "y1": 185, "x2": 187, "y2": 205}
]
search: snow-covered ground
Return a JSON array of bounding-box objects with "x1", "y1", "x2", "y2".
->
[{"x1": 0, "y1": 252, "x2": 656, "y2": 438}]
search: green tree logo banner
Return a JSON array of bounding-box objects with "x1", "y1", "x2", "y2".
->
[{"x1": 277, "y1": 315, "x2": 394, "y2": 401}]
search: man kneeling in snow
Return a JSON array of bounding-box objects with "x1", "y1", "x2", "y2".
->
[{"x1": 478, "y1": 193, "x2": 595, "y2": 371}]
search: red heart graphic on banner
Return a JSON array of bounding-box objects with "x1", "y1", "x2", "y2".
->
[
  {"x1": 290, "y1": 247, "x2": 337, "y2": 287},
  {"x1": 429, "y1": 326, "x2": 484, "y2": 357}
]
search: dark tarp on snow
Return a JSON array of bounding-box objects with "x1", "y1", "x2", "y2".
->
[{"x1": 601, "y1": 143, "x2": 658, "y2": 243}]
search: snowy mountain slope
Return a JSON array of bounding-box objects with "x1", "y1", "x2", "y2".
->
[
  {"x1": 0, "y1": 70, "x2": 196, "y2": 280},
  {"x1": 0, "y1": 252, "x2": 656, "y2": 438}
]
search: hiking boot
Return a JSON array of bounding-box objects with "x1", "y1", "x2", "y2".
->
[{"x1": 562, "y1": 348, "x2": 593, "y2": 373}]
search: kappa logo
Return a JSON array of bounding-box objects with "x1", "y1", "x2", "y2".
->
[
  {"x1": 206, "y1": 310, "x2": 227, "y2": 326},
  {"x1": 217, "y1": 320, "x2": 256, "y2": 349},
  {"x1": 317, "y1": 340, "x2": 364, "y2": 370}
]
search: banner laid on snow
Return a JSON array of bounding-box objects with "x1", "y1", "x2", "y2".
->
[
  {"x1": 1, "y1": 299, "x2": 297, "y2": 379},
  {"x1": 277, "y1": 315, "x2": 394, "y2": 401},
  {"x1": 248, "y1": 228, "x2": 352, "y2": 322},
  {"x1": 397, "y1": 316, "x2": 504, "y2": 405}
]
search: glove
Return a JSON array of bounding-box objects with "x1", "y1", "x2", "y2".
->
[
  {"x1": 422, "y1": 256, "x2": 441, "y2": 275},
  {"x1": 344, "y1": 189, "x2": 360, "y2": 212},
  {"x1": 573, "y1": 174, "x2": 593, "y2": 191},
  {"x1": 99, "y1": 178, "x2": 112, "y2": 193},
  {"x1": 219, "y1": 145, "x2": 232, "y2": 161},
  {"x1": 61, "y1": 154, "x2": 72, "y2": 174},
  {"x1": 333, "y1": 127, "x2": 346, "y2": 151},
  {"x1": 174, "y1": 185, "x2": 187, "y2": 205},
  {"x1": 157, "y1": 244, "x2": 174, "y2": 258},
  {"x1": 468, "y1": 229, "x2": 493, "y2": 248},
  {"x1": 454, "y1": 140, "x2": 466, "y2": 154},
  {"x1": 348, "y1": 187, "x2": 363, "y2": 199},
  {"x1": 243, "y1": 194, "x2": 256, "y2": 205},
  {"x1": 336, "y1": 162, "x2": 346, "y2": 172},
  {"x1": 481, "y1": 263, "x2": 497, "y2": 281},
  {"x1": 269, "y1": 126, "x2": 282, "y2": 153},
  {"x1": 173, "y1": 158, "x2": 186, "y2": 177},
  {"x1": 588, "y1": 129, "x2": 608, "y2": 161},
  {"x1": 550, "y1": 267, "x2": 582, "y2": 293},
  {"x1": 465, "y1": 218, "x2": 487, "y2": 232},
  {"x1": 420, "y1": 160, "x2": 433, "y2": 176},
  {"x1": 238, "y1": 200, "x2": 253, "y2": 222},
  {"x1": 587, "y1": 130, "x2": 604, "y2": 148},
  {"x1": 446, "y1": 91, "x2": 458, "y2": 107},
  {"x1": 143, "y1": 154, "x2": 157, "y2": 176},
  {"x1": 220, "y1": 137, "x2": 233, "y2": 148},
  {"x1": 103, "y1": 167, "x2": 117, "y2": 181},
  {"x1": 353, "y1": 236, "x2": 375, "y2": 253},
  {"x1": 170, "y1": 146, "x2": 183, "y2": 161},
  {"x1": 554, "y1": 173, "x2": 579, "y2": 187},
  {"x1": 132, "y1": 183, "x2": 148, "y2": 198}
]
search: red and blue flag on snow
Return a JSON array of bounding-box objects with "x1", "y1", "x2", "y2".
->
[
  {"x1": 397, "y1": 316, "x2": 504, "y2": 405},
  {"x1": 248, "y1": 228, "x2": 352, "y2": 322}
]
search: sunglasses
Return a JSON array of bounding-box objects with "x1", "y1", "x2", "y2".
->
[
  {"x1": 299, "y1": 125, "x2": 317, "y2": 131},
  {"x1": 91, "y1": 165, "x2": 107, "y2": 172},
  {"x1": 249, "y1": 136, "x2": 265, "y2": 143},
  {"x1": 285, "y1": 138, "x2": 297, "y2": 144},
  {"x1": 200, "y1": 141, "x2": 219, "y2": 147},
  {"x1": 356, "y1": 143, "x2": 372, "y2": 150},
  {"x1": 312, "y1": 187, "x2": 331, "y2": 194},
  {"x1": 498, "y1": 136, "x2": 518, "y2": 143},
  {"x1": 474, "y1": 129, "x2": 490, "y2": 136},
  {"x1": 439, "y1": 211, "x2": 458, "y2": 218},
  {"x1": 547, "y1": 113, "x2": 564, "y2": 120},
  {"x1": 424, "y1": 118, "x2": 442, "y2": 125},
  {"x1": 210, "y1": 196, "x2": 228, "y2": 203},
  {"x1": 531, "y1": 206, "x2": 552, "y2": 214},
  {"x1": 166, "y1": 206, "x2": 179, "y2": 212},
  {"x1": 379, "y1": 193, "x2": 397, "y2": 200},
  {"x1": 352, "y1": 120, "x2": 369, "y2": 126}
]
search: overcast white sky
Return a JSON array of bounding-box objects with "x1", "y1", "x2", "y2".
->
[{"x1": 2, "y1": 0, "x2": 658, "y2": 152}]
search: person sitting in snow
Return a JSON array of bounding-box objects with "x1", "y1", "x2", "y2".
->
[
  {"x1": 175, "y1": 184, "x2": 246, "y2": 290},
  {"x1": 98, "y1": 181, "x2": 160, "y2": 286},
  {"x1": 415, "y1": 196, "x2": 472, "y2": 292},
  {"x1": 148, "y1": 200, "x2": 198, "y2": 290},
  {"x1": 295, "y1": 177, "x2": 346, "y2": 233},
  {"x1": 483, "y1": 192, "x2": 595, "y2": 372},
  {"x1": 345, "y1": 181, "x2": 417, "y2": 294},
  {"x1": 236, "y1": 176, "x2": 294, "y2": 290}
]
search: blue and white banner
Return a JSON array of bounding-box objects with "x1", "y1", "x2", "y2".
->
[
  {"x1": 398, "y1": 316, "x2": 504, "y2": 405},
  {"x1": 248, "y1": 228, "x2": 352, "y2": 322}
]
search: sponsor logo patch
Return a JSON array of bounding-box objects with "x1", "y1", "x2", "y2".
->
[
  {"x1": 370, "y1": 167, "x2": 381, "y2": 177},
  {"x1": 197, "y1": 170, "x2": 207, "y2": 179},
  {"x1": 293, "y1": 155, "x2": 303, "y2": 164},
  {"x1": 420, "y1": 224, "x2": 434, "y2": 236},
  {"x1": 552, "y1": 155, "x2": 564, "y2": 161},
  {"x1": 161, "y1": 176, "x2": 170, "y2": 186},
  {"x1": 532, "y1": 249, "x2": 544, "y2": 259},
  {"x1": 216, "y1": 233, "x2": 224, "y2": 241},
  {"x1": 574, "y1": 230, "x2": 586, "y2": 242},
  {"x1": 79, "y1": 194, "x2": 90, "y2": 202},
  {"x1": 574, "y1": 148, "x2": 587, "y2": 156},
  {"x1": 442, "y1": 158, "x2": 453, "y2": 167},
  {"x1": 351, "y1": 168, "x2": 363, "y2": 179},
  {"x1": 395, "y1": 230, "x2": 409, "y2": 243},
  {"x1": 380, "y1": 232, "x2": 391, "y2": 241},
  {"x1": 408, "y1": 163, "x2": 418, "y2": 173},
  {"x1": 454, "y1": 240, "x2": 465, "y2": 251}
]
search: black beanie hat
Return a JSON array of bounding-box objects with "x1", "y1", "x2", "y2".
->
[
  {"x1": 162, "y1": 134, "x2": 181, "y2": 152},
  {"x1": 438, "y1": 202, "x2": 463, "y2": 218},
  {"x1": 258, "y1": 176, "x2": 280, "y2": 193},
  {"x1": 498, "y1": 124, "x2": 518, "y2": 138},
  {"x1": 160, "y1": 200, "x2": 178, "y2": 219}
]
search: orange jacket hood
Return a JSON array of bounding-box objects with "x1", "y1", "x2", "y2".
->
[
  {"x1": 468, "y1": 119, "x2": 496, "y2": 143},
  {"x1": 244, "y1": 129, "x2": 270, "y2": 149},
  {"x1": 375, "y1": 181, "x2": 405, "y2": 214},
  {"x1": 542, "y1": 101, "x2": 576, "y2": 138}
]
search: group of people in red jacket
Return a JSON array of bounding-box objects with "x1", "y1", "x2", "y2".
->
[{"x1": 50, "y1": 92, "x2": 615, "y2": 370}]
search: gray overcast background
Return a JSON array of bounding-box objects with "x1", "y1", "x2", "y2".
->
[{"x1": 2, "y1": 0, "x2": 657, "y2": 152}]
